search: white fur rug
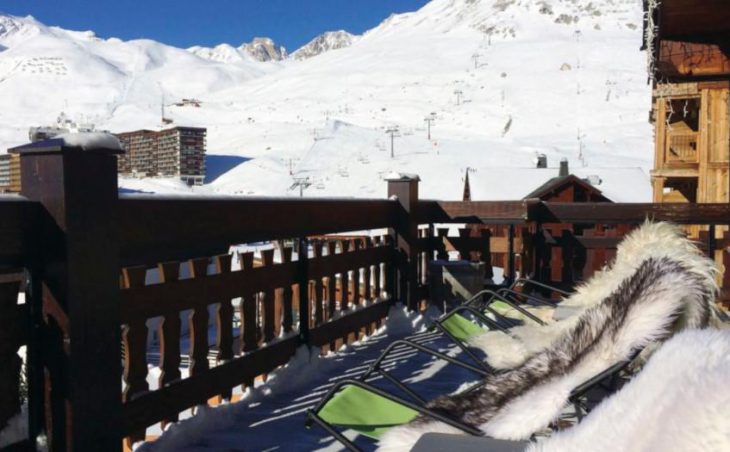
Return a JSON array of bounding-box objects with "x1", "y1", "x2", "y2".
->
[
  {"x1": 376, "y1": 222, "x2": 719, "y2": 452},
  {"x1": 469, "y1": 221, "x2": 720, "y2": 370},
  {"x1": 530, "y1": 329, "x2": 730, "y2": 452}
]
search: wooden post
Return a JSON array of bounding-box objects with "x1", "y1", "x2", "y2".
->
[
  {"x1": 387, "y1": 174, "x2": 420, "y2": 311},
  {"x1": 11, "y1": 139, "x2": 123, "y2": 451}
]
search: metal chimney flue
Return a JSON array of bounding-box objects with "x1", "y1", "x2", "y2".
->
[
  {"x1": 559, "y1": 158, "x2": 569, "y2": 177},
  {"x1": 535, "y1": 153, "x2": 547, "y2": 169}
]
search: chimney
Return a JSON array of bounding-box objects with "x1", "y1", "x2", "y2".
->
[
  {"x1": 559, "y1": 158, "x2": 569, "y2": 177},
  {"x1": 535, "y1": 153, "x2": 547, "y2": 169}
]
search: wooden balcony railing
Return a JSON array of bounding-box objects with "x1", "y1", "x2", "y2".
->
[{"x1": 1, "y1": 140, "x2": 730, "y2": 451}]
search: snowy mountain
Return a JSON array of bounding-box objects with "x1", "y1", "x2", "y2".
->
[
  {"x1": 0, "y1": 0, "x2": 654, "y2": 201},
  {"x1": 189, "y1": 37, "x2": 287, "y2": 63},
  {"x1": 291, "y1": 31, "x2": 356, "y2": 60}
]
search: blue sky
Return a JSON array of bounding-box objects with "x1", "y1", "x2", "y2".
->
[{"x1": 1, "y1": 0, "x2": 431, "y2": 51}]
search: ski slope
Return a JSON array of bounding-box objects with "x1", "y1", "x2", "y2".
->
[{"x1": 0, "y1": 0, "x2": 653, "y2": 201}]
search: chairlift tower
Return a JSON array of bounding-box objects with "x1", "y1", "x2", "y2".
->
[
  {"x1": 424, "y1": 113, "x2": 436, "y2": 140},
  {"x1": 454, "y1": 89, "x2": 464, "y2": 106},
  {"x1": 385, "y1": 126, "x2": 400, "y2": 159},
  {"x1": 291, "y1": 177, "x2": 311, "y2": 197}
]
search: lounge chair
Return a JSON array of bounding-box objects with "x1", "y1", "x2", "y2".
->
[
  {"x1": 308, "y1": 238, "x2": 718, "y2": 451},
  {"x1": 306, "y1": 222, "x2": 719, "y2": 450},
  {"x1": 468, "y1": 221, "x2": 721, "y2": 370},
  {"x1": 411, "y1": 329, "x2": 730, "y2": 452}
]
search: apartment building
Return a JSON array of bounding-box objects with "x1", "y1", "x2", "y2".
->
[
  {"x1": 116, "y1": 126, "x2": 206, "y2": 185},
  {"x1": 0, "y1": 154, "x2": 21, "y2": 193}
]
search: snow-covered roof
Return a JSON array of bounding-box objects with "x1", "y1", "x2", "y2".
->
[{"x1": 463, "y1": 167, "x2": 651, "y2": 203}]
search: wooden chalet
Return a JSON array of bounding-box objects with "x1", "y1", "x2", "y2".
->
[
  {"x1": 646, "y1": 0, "x2": 730, "y2": 204},
  {"x1": 645, "y1": 0, "x2": 730, "y2": 299}
]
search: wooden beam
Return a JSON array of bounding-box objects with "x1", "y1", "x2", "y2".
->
[
  {"x1": 308, "y1": 301, "x2": 390, "y2": 347},
  {"x1": 659, "y1": 0, "x2": 730, "y2": 40},
  {"x1": 118, "y1": 197, "x2": 397, "y2": 266},
  {"x1": 416, "y1": 200, "x2": 537, "y2": 224},
  {"x1": 539, "y1": 202, "x2": 730, "y2": 224}
]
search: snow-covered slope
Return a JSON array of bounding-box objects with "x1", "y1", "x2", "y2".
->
[
  {"x1": 0, "y1": 0, "x2": 654, "y2": 201},
  {"x1": 0, "y1": 14, "x2": 281, "y2": 146},
  {"x1": 291, "y1": 31, "x2": 356, "y2": 60}
]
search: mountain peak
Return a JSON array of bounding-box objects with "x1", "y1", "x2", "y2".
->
[
  {"x1": 238, "y1": 37, "x2": 287, "y2": 62},
  {"x1": 292, "y1": 30, "x2": 356, "y2": 60}
]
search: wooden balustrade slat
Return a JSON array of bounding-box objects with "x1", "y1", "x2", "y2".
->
[
  {"x1": 238, "y1": 253, "x2": 257, "y2": 360},
  {"x1": 157, "y1": 262, "x2": 182, "y2": 417},
  {"x1": 338, "y1": 241, "x2": 349, "y2": 312},
  {"x1": 187, "y1": 257, "x2": 210, "y2": 378},
  {"x1": 326, "y1": 242, "x2": 337, "y2": 319},
  {"x1": 311, "y1": 243, "x2": 324, "y2": 326},
  {"x1": 260, "y1": 250, "x2": 277, "y2": 343},
  {"x1": 213, "y1": 254, "x2": 234, "y2": 402},
  {"x1": 280, "y1": 248, "x2": 294, "y2": 334},
  {"x1": 351, "y1": 239, "x2": 361, "y2": 307},
  {"x1": 362, "y1": 240, "x2": 372, "y2": 302},
  {"x1": 383, "y1": 235, "x2": 394, "y2": 299},
  {"x1": 121, "y1": 266, "x2": 149, "y2": 446},
  {"x1": 373, "y1": 237, "x2": 382, "y2": 299}
]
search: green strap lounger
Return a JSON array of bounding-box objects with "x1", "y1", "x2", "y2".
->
[{"x1": 306, "y1": 352, "x2": 638, "y2": 452}]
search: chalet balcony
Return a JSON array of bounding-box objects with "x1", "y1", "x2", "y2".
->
[{"x1": 1, "y1": 141, "x2": 730, "y2": 451}]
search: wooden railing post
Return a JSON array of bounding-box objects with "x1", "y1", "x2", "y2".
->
[
  {"x1": 11, "y1": 139, "x2": 123, "y2": 451},
  {"x1": 387, "y1": 174, "x2": 420, "y2": 311}
]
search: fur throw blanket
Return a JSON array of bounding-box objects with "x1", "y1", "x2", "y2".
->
[
  {"x1": 469, "y1": 221, "x2": 720, "y2": 370},
  {"x1": 529, "y1": 329, "x2": 730, "y2": 452},
  {"x1": 377, "y1": 226, "x2": 718, "y2": 451}
]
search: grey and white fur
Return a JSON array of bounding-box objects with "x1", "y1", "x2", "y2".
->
[{"x1": 377, "y1": 222, "x2": 719, "y2": 451}]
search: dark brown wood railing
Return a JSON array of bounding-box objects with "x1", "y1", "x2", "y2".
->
[{"x1": 2, "y1": 140, "x2": 730, "y2": 451}]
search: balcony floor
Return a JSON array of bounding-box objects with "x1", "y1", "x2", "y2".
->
[{"x1": 136, "y1": 306, "x2": 479, "y2": 452}]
